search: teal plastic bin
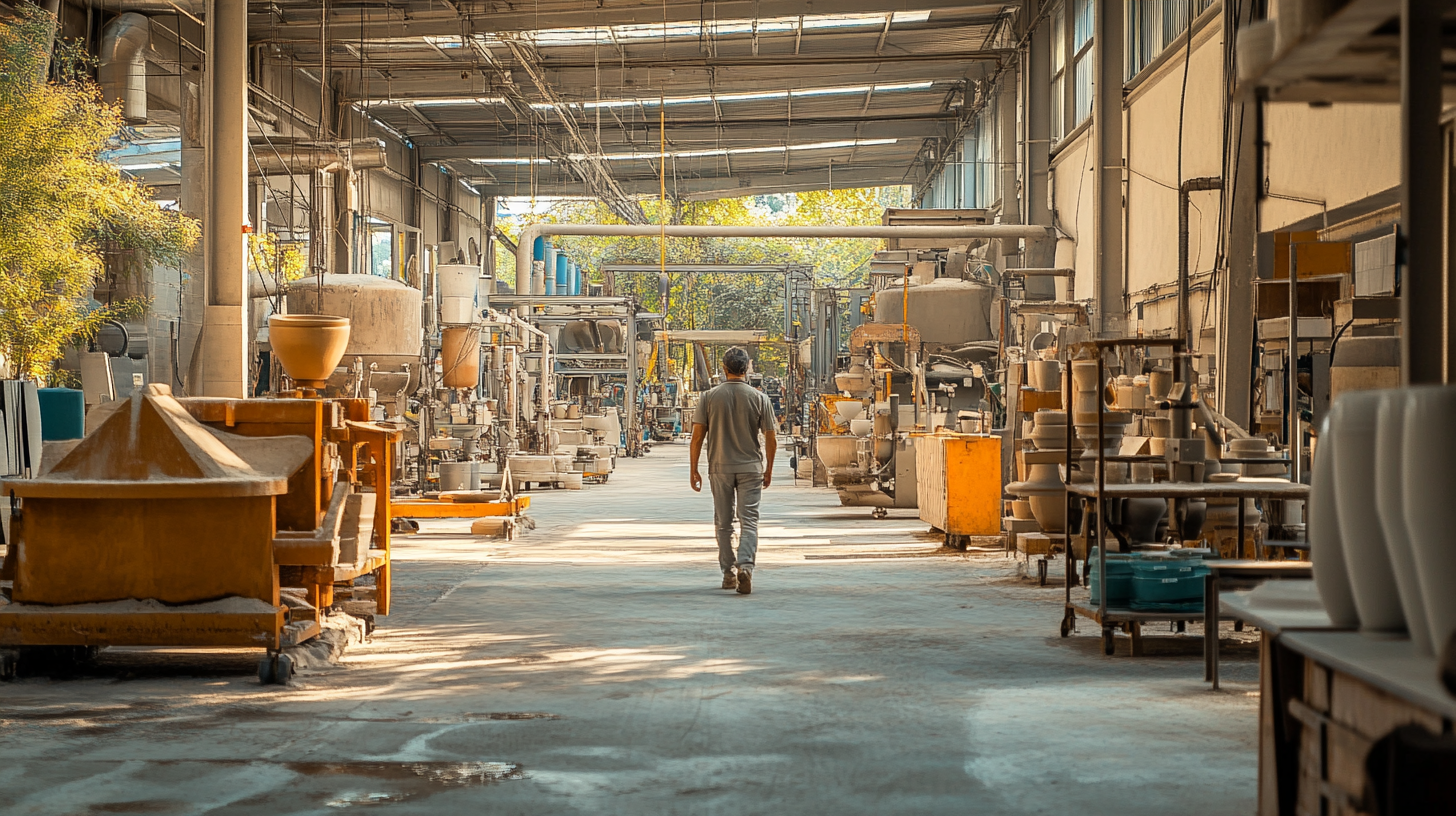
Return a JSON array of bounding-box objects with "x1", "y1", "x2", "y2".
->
[
  {"x1": 1088, "y1": 548, "x2": 1135, "y2": 606},
  {"x1": 1130, "y1": 555, "x2": 1208, "y2": 610},
  {"x1": 37, "y1": 387, "x2": 84, "y2": 440}
]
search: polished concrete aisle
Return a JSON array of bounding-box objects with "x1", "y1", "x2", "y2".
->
[{"x1": 0, "y1": 444, "x2": 1259, "y2": 815}]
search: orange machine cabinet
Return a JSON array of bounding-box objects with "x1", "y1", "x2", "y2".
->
[{"x1": 915, "y1": 432, "x2": 1002, "y2": 544}]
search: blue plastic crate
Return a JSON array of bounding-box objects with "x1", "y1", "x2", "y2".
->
[{"x1": 1088, "y1": 548, "x2": 1136, "y2": 606}]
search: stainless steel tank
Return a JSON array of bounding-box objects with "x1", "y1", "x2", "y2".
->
[{"x1": 873, "y1": 278, "x2": 996, "y2": 347}]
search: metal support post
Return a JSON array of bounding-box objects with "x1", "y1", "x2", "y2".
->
[
  {"x1": 1400, "y1": 0, "x2": 1445, "y2": 384},
  {"x1": 1092, "y1": 0, "x2": 1124, "y2": 336}
]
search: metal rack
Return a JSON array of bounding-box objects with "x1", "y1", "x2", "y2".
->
[{"x1": 1056, "y1": 337, "x2": 1313, "y2": 655}]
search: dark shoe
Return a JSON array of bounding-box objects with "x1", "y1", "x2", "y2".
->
[
  {"x1": 736, "y1": 569, "x2": 752, "y2": 595},
  {"x1": 721, "y1": 570, "x2": 738, "y2": 590}
]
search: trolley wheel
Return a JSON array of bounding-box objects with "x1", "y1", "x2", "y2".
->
[
  {"x1": 0, "y1": 648, "x2": 18, "y2": 681},
  {"x1": 872, "y1": 507, "x2": 889, "y2": 520},
  {"x1": 257, "y1": 653, "x2": 295, "y2": 685},
  {"x1": 1059, "y1": 614, "x2": 1072, "y2": 638},
  {"x1": 1102, "y1": 626, "x2": 1116, "y2": 656}
]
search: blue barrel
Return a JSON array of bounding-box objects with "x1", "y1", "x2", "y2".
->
[
  {"x1": 556, "y1": 254, "x2": 569, "y2": 292},
  {"x1": 37, "y1": 387, "x2": 85, "y2": 440},
  {"x1": 532, "y1": 236, "x2": 545, "y2": 261},
  {"x1": 543, "y1": 244, "x2": 557, "y2": 295},
  {"x1": 571, "y1": 262, "x2": 582, "y2": 295}
]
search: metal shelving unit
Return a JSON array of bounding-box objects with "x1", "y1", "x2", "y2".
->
[{"x1": 1057, "y1": 338, "x2": 1312, "y2": 655}]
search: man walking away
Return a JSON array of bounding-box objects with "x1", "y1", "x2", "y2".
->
[{"x1": 689, "y1": 347, "x2": 777, "y2": 595}]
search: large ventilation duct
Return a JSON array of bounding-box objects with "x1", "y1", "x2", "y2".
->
[
  {"x1": 248, "y1": 139, "x2": 389, "y2": 176},
  {"x1": 99, "y1": 13, "x2": 150, "y2": 124}
]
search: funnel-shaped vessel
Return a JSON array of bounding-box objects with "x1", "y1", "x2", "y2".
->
[{"x1": 270, "y1": 314, "x2": 350, "y2": 388}]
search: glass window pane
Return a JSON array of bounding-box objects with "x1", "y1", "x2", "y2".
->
[
  {"x1": 1050, "y1": 74, "x2": 1064, "y2": 139},
  {"x1": 1052, "y1": 5, "x2": 1066, "y2": 72},
  {"x1": 1073, "y1": 0, "x2": 1094, "y2": 51},
  {"x1": 1074, "y1": 48, "x2": 1093, "y2": 125},
  {"x1": 1162, "y1": 0, "x2": 1185, "y2": 47}
]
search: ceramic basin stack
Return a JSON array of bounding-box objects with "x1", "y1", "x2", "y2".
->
[
  {"x1": 1308, "y1": 387, "x2": 1456, "y2": 644},
  {"x1": 1402, "y1": 386, "x2": 1456, "y2": 656},
  {"x1": 1328, "y1": 391, "x2": 1404, "y2": 632},
  {"x1": 1008, "y1": 410, "x2": 1071, "y2": 532}
]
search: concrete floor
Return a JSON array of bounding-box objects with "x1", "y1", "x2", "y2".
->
[{"x1": 0, "y1": 444, "x2": 1260, "y2": 815}]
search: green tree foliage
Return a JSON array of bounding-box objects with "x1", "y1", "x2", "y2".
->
[
  {"x1": 497, "y1": 187, "x2": 910, "y2": 374},
  {"x1": 0, "y1": 6, "x2": 198, "y2": 379}
]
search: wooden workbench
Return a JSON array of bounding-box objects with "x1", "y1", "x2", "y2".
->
[{"x1": 1227, "y1": 585, "x2": 1455, "y2": 815}]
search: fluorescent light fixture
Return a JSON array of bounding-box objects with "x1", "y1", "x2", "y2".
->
[
  {"x1": 487, "y1": 9, "x2": 936, "y2": 47},
  {"x1": 473, "y1": 158, "x2": 552, "y2": 165},
  {"x1": 555, "y1": 81, "x2": 935, "y2": 111},
  {"x1": 472, "y1": 138, "x2": 897, "y2": 165},
  {"x1": 413, "y1": 97, "x2": 506, "y2": 107},
  {"x1": 361, "y1": 81, "x2": 933, "y2": 113}
]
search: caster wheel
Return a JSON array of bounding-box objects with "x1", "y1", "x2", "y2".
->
[
  {"x1": 872, "y1": 507, "x2": 888, "y2": 520},
  {"x1": 1059, "y1": 617, "x2": 1072, "y2": 638},
  {"x1": 257, "y1": 653, "x2": 295, "y2": 685},
  {"x1": 1102, "y1": 628, "x2": 1115, "y2": 656},
  {"x1": 0, "y1": 649, "x2": 18, "y2": 681}
]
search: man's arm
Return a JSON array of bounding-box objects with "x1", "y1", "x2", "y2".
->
[
  {"x1": 761, "y1": 396, "x2": 778, "y2": 488},
  {"x1": 689, "y1": 423, "x2": 706, "y2": 492}
]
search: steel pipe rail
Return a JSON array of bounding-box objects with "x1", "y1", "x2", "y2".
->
[{"x1": 513, "y1": 223, "x2": 1052, "y2": 294}]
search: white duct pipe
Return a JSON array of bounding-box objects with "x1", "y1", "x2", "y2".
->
[
  {"x1": 99, "y1": 0, "x2": 204, "y2": 14},
  {"x1": 98, "y1": 13, "x2": 150, "y2": 124},
  {"x1": 513, "y1": 223, "x2": 1054, "y2": 294}
]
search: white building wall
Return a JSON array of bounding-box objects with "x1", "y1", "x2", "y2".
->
[{"x1": 1261, "y1": 104, "x2": 1399, "y2": 230}]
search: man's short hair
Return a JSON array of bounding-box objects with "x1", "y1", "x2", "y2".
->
[{"x1": 723, "y1": 347, "x2": 750, "y2": 376}]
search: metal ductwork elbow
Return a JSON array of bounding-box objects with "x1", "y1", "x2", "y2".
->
[{"x1": 99, "y1": 13, "x2": 150, "y2": 124}]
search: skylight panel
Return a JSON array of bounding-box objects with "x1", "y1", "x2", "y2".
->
[{"x1": 500, "y1": 8, "x2": 939, "y2": 48}]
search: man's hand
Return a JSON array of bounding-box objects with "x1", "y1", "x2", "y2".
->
[
  {"x1": 690, "y1": 469, "x2": 702, "y2": 492},
  {"x1": 762, "y1": 470, "x2": 772, "y2": 489}
]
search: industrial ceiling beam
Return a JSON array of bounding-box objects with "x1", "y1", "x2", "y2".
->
[
  {"x1": 415, "y1": 119, "x2": 955, "y2": 159},
  {"x1": 246, "y1": 1, "x2": 1013, "y2": 42},
  {"x1": 513, "y1": 221, "x2": 1050, "y2": 293},
  {"x1": 471, "y1": 163, "x2": 925, "y2": 200}
]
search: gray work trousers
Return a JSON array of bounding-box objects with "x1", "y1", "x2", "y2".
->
[{"x1": 710, "y1": 470, "x2": 762, "y2": 574}]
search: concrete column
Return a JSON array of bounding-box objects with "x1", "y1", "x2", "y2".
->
[
  {"x1": 1024, "y1": 2, "x2": 1055, "y2": 275},
  {"x1": 198, "y1": 0, "x2": 248, "y2": 397},
  {"x1": 179, "y1": 73, "x2": 206, "y2": 393},
  {"x1": 1092, "y1": 0, "x2": 1125, "y2": 336},
  {"x1": 1216, "y1": 0, "x2": 1259, "y2": 426}
]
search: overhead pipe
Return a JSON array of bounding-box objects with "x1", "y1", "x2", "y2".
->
[
  {"x1": 249, "y1": 139, "x2": 388, "y2": 175},
  {"x1": 99, "y1": 13, "x2": 151, "y2": 124},
  {"x1": 513, "y1": 223, "x2": 1054, "y2": 295},
  {"x1": 99, "y1": 0, "x2": 204, "y2": 14}
]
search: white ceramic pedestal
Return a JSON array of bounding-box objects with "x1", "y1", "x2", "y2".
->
[
  {"x1": 1329, "y1": 391, "x2": 1405, "y2": 631},
  {"x1": 1403, "y1": 386, "x2": 1456, "y2": 655},
  {"x1": 1375, "y1": 390, "x2": 1434, "y2": 655},
  {"x1": 1310, "y1": 414, "x2": 1360, "y2": 628}
]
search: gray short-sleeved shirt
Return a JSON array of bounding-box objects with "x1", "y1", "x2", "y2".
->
[{"x1": 695, "y1": 381, "x2": 777, "y2": 474}]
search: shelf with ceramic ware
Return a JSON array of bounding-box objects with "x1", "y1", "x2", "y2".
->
[{"x1": 1054, "y1": 337, "x2": 1301, "y2": 655}]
